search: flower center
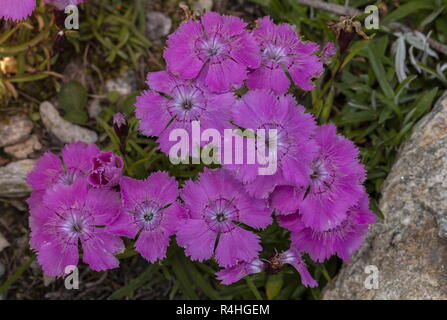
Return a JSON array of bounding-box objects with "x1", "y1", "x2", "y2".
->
[
  {"x1": 309, "y1": 158, "x2": 336, "y2": 195},
  {"x1": 258, "y1": 123, "x2": 290, "y2": 160},
  {"x1": 168, "y1": 85, "x2": 206, "y2": 123},
  {"x1": 181, "y1": 99, "x2": 193, "y2": 110},
  {"x1": 201, "y1": 37, "x2": 224, "y2": 58},
  {"x1": 263, "y1": 45, "x2": 287, "y2": 63},
  {"x1": 58, "y1": 168, "x2": 79, "y2": 186},
  {"x1": 133, "y1": 201, "x2": 163, "y2": 231},
  {"x1": 58, "y1": 208, "x2": 95, "y2": 245},
  {"x1": 203, "y1": 198, "x2": 240, "y2": 233}
]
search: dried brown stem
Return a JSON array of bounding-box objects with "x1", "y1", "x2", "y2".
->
[{"x1": 296, "y1": 0, "x2": 447, "y2": 56}]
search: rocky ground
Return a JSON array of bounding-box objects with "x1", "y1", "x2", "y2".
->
[{"x1": 324, "y1": 92, "x2": 447, "y2": 300}]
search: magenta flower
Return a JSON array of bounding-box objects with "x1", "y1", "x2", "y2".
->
[
  {"x1": 321, "y1": 42, "x2": 336, "y2": 64},
  {"x1": 176, "y1": 168, "x2": 272, "y2": 267},
  {"x1": 286, "y1": 196, "x2": 376, "y2": 262},
  {"x1": 216, "y1": 258, "x2": 265, "y2": 285},
  {"x1": 216, "y1": 248, "x2": 317, "y2": 287},
  {"x1": 271, "y1": 124, "x2": 366, "y2": 231},
  {"x1": 227, "y1": 90, "x2": 317, "y2": 199},
  {"x1": 45, "y1": 0, "x2": 85, "y2": 10},
  {"x1": 27, "y1": 142, "x2": 100, "y2": 192},
  {"x1": 269, "y1": 185, "x2": 303, "y2": 216},
  {"x1": 0, "y1": 0, "x2": 36, "y2": 21},
  {"x1": 87, "y1": 151, "x2": 124, "y2": 188},
  {"x1": 29, "y1": 179, "x2": 124, "y2": 277},
  {"x1": 247, "y1": 17, "x2": 324, "y2": 94},
  {"x1": 164, "y1": 12, "x2": 260, "y2": 93},
  {"x1": 107, "y1": 172, "x2": 182, "y2": 263},
  {"x1": 276, "y1": 249, "x2": 317, "y2": 288},
  {"x1": 135, "y1": 70, "x2": 235, "y2": 154}
]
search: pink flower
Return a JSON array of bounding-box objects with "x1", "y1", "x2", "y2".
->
[
  {"x1": 176, "y1": 168, "x2": 272, "y2": 267},
  {"x1": 88, "y1": 151, "x2": 124, "y2": 188},
  {"x1": 216, "y1": 248, "x2": 317, "y2": 287},
  {"x1": 321, "y1": 42, "x2": 336, "y2": 64},
  {"x1": 29, "y1": 179, "x2": 124, "y2": 277},
  {"x1": 107, "y1": 172, "x2": 183, "y2": 263},
  {"x1": 45, "y1": 0, "x2": 85, "y2": 10},
  {"x1": 286, "y1": 196, "x2": 376, "y2": 262},
  {"x1": 226, "y1": 90, "x2": 317, "y2": 199},
  {"x1": 270, "y1": 124, "x2": 366, "y2": 231},
  {"x1": 164, "y1": 12, "x2": 260, "y2": 93},
  {"x1": 27, "y1": 142, "x2": 100, "y2": 192},
  {"x1": 248, "y1": 17, "x2": 324, "y2": 94},
  {"x1": 135, "y1": 71, "x2": 235, "y2": 154},
  {"x1": 216, "y1": 258, "x2": 265, "y2": 285},
  {"x1": 276, "y1": 249, "x2": 317, "y2": 288},
  {"x1": 0, "y1": 0, "x2": 36, "y2": 21}
]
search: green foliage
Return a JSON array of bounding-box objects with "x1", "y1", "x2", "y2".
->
[{"x1": 58, "y1": 80, "x2": 88, "y2": 124}]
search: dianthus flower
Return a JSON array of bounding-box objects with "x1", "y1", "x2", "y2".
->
[
  {"x1": 135, "y1": 71, "x2": 235, "y2": 154},
  {"x1": 216, "y1": 258, "x2": 265, "y2": 285},
  {"x1": 88, "y1": 151, "x2": 124, "y2": 188},
  {"x1": 227, "y1": 90, "x2": 317, "y2": 199},
  {"x1": 29, "y1": 179, "x2": 124, "y2": 276},
  {"x1": 320, "y1": 42, "x2": 336, "y2": 64},
  {"x1": 270, "y1": 124, "x2": 366, "y2": 231},
  {"x1": 285, "y1": 196, "x2": 376, "y2": 262},
  {"x1": 0, "y1": 0, "x2": 36, "y2": 21},
  {"x1": 216, "y1": 248, "x2": 317, "y2": 287},
  {"x1": 176, "y1": 168, "x2": 272, "y2": 267},
  {"x1": 247, "y1": 17, "x2": 323, "y2": 94},
  {"x1": 107, "y1": 172, "x2": 182, "y2": 263},
  {"x1": 45, "y1": 0, "x2": 85, "y2": 10},
  {"x1": 26, "y1": 142, "x2": 100, "y2": 209},
  {"x1": 164, "y1": 12, "x2": 260, "y2": 93}
]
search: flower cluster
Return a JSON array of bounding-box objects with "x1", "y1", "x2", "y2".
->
[
  {"x1": 0, "y1": 0, "x2": 85, "y2": 21},
  {"x1": 27, "y1": 12, "x2": 374, "y2": 288}
]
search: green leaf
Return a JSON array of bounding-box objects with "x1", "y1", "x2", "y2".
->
[
  {"x1": 382, "y1": 1, "x2": 434, "y2": 25},
  {"x1": 58, "y1": 80, "x2": 88, "y2": 125},
  {"x1": 367, "y1": 42, "x2": 395, "y2": 100},
  {"x1": 412, "y1": 88, "x2": 438, "y2": 122},
  {"x1": 170, "y1": 250, "x2": 199, "y2": 299},
  {"x1": 107, "y1": 90, "x2": 121, "y2": 103},
  {"x1": 266, "y1": 273, "x2": 283, "y2": 300},
  {"x1": 121, "y1": 91, "x2": 139, "y2": 115},
  {"x1": 108, "y1": 265, "x2": 157, "y2": 300}
]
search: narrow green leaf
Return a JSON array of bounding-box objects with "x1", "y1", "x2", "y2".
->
[
  {"x1": 367, "y1": 43, "x2": 395, "y2": 100},
  {"x1": 108, "y1": 265, "x2": 157, "y2": 300},
  {"x1": 266, "y1": 273, "x2": 283, "y2": 300},
  {"x1": 58, "y1": 80, "x2": 88, "y2": 125}
]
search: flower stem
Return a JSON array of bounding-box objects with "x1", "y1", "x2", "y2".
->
[
  {"x1": 244, "y1": 276, "x2": 263, "y2": 300},
  {"x1": 0, "y1": 254, "x2": 36, "y2": 296}
]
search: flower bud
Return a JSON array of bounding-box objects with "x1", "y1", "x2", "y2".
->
[{"x1": 88, "y1": 151, "x2": 124, "y2": 188}]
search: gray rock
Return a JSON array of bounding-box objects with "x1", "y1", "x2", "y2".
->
[
  {"x1": 4, "y1": 134, "x2": 42, "y2": 159},
  {"x1": 146, "y1": 12, "x2": 172, "y2": 41},
  {"x1": 40, "y1": 101, "x2": 98, "y2": 144},
  {"x1": 0, "y1": 159, "x2": 35, "y2": 198},
  {"x1": 105, "y1": 70, "x2": 137, "y2": 96},
  {"x1": 193, "y1": 0, "x2": 214, "y2": 12},
  {"x1": 87, "y1": 98, "x2": 102, "y2": 119},
  {"x1": 324, "y1": 92, "x2": 447, "y2": 300},
  {"x1": 0, "y1": 114, "x2": 33, "y2": 148}
]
